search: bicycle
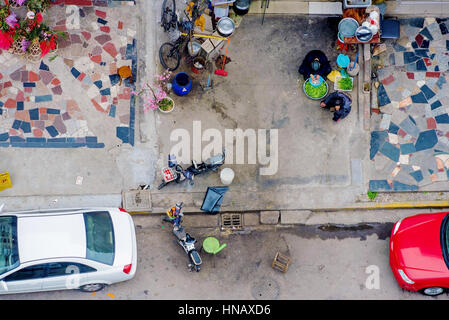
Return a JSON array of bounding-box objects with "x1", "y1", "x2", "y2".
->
[
  {"x1": 159, "y1": 0, "x2": 209, "y2": 71},
  {"x1": 161, "y1": 0, "x2": 177, "y2": 32}
]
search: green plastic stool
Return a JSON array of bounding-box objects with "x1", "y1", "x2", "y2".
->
[
  {"x1": 203, "y1": 237, "x2": 227, "y2": 254},
  {"x1": 202, "y1": 237, "x2": 227, "y2": 267}
]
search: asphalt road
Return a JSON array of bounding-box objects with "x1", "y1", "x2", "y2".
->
[{"x1": 2, "y1": 215, "x2": 448, "y2": 300}]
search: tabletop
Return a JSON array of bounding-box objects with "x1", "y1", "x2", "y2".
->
[{"x1": 342, "y1": 6, "x2": 380, "y2": 44}]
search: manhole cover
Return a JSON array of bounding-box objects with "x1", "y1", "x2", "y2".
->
[{"x1": 251, "y1": 277, "x2": 280, "y2": 300}]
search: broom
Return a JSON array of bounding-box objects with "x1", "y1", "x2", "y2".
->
[{"x1": 215, "y1": 38, "x2": 230, "y2": 77}]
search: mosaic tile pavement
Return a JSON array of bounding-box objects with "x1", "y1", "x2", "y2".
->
[
  {"x1": 370, "y1": 17, "x2": 449, "y2": 191},
  {"x1": 0, "y1": 0, "x2": 137, "y2": 148}
]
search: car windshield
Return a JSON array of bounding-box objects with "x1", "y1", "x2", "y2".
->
[
  {"x1": 0, "y1": 216, "x2": 19, "y2": 276},
  {"x1": 83, "y1": 211, "x2": 115, "y2": 265}
]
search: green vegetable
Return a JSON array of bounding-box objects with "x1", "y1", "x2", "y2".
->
[
  {"x1": 158, "y1": 98, "x2": 173, "y2": 111},
  {"x1": 304, "y1": 81, "x2": 327, "y2": 99},
  {"x1": 338, "y1": 77, "x2": 353, "y2": 90}
]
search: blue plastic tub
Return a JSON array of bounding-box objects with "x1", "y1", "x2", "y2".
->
[{"x1": 172, "y1": 72, "x2": 192, "y2": 96}]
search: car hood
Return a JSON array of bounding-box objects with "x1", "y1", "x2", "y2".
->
[{"x1": 394, "y1": 213, "x2": 448, "y2": 275}]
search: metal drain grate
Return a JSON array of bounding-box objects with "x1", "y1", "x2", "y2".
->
[
  {"x1": 251, "y1": 277, "x2": 280, "y2": 300},
  {"x1": 221, "y1": 213, "x2": 243, "y2": 229}
]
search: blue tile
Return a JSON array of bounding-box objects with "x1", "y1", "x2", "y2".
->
[
  {"x1": 94, "y1": 80, "x2": 103, "y2": 89},
  {"x1": 97, "y1": 18, "x2": 107, "y2": 25},
  {"x1": 377, "y1": 83, "x2": 391, "y2": 107},
  {"x1": 26, "y1": 137, "x2": 46, "y2": 143},
  {"x1": 416, "y1": 59, "x2": 427, "y2": 71},
  {"x1": 85, "y1": 136, "x2": 98, "y2": 143},
  {"x1": 415, "y1": 130, "x2": 438, "y2": 151},
  {"x1": 46, "y1": 108, "x2": 60, "y2": 114},
  {"x1": 39, "y1": 61, "x2": 49, "y2": 71},
  {"x1": 48, "y1": 138, "x2": 67, "y2": 143},
  {"x1": 380, "y1": 142, "x2": 400, "y2": 162},
  {"x1": 109, "y1": 74, "x2": 120, "y2": 86},
  {"x1": 116, "y1": 127, "x2": 130, "y2": 144},
  {"x1": 109, "y1": 104, "x2": 116, "y2": 117},
  {"x1": 436, "y1": 114, "x2": 449, "y2": 124},
  {"x1": 370, "y1": 131, "x2": 388, "y2": 159},
  {"x1": 393, "y1": 181, "x2": 419, "y2": 191},
  {"x1": 407, "y1": 17, "x2": 424, "y2": 28},
  {"x1": 411, "y1": 91, "x2": 427, "y2": 103},
  {"x1": 369, "y1": 180, "x2": 392, "y2": 191},
  {"x1": 400, "y1": 143, "x2": 416, "y2": 154},
  {"x1": 20, "y1": 121, "x2": 31, "y2": 133},
  {"x1": 431, "y1": 100, "x2": 442, "y2": 110},
  {"x1": 404, "y1": 51, "x2": 419, "y2": 64},
  {"x1": 10, "y1": 136, "x2": 25, "y2": 143},
  {"x1": 16, "y1": 101, "x2": 24, "y2": 110},
  {"x1": 420, "y1": 27, "x2": 434, "y2": 40},
  {"x1": 389, "y1": 122, "x2": 400, "y2": 134},
  {"x1": 411, "y1": 41, "x2": 418, "y2": 49},
  {"x1": 12, "y1": 120, "x2": 21, "y2": 130},
  {"x1": 23, "y1": 82, "x2": 36, "y2": 87},
  {"x1": 414, "y1": 49, "x2": 429, "y2": 57},
  {"x1": 437, "y1": 76, "x2": 447, "y2": 89},
  {"x1": 35, "y1": 95, "x2": 53, "y2": 103},
  {"x1": 447, "y1": 40, "x2": 449, "y2": 50},
  {"x1": 45, "y1": 126, "x2": 59, "y2": 137},
  {"x1": 29, "y1": 108, "x2": 39, "y2": 120},
  {"x1": 86, "y1": 143, "x2": 105, "y2": 148},
  {"x1": 0, "y1": 132, "x2": 9, "y2": 141},
  {"x1": 100, "y1": 88, "x2": 111, "y2": 96},
  {"x1": 420, "y1": 84, "x2": 435, "y2": 100},
  {"x1": 71, "y1": 67, "x2": 81, "y2": 78}
]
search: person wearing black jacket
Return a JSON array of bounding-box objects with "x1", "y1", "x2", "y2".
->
[
  {"x1": 320, "y1": 91, "x2": 352, "y2": 122},
  {"x1": 298, "y1": 50, "x2": 332, "y2": 81}
]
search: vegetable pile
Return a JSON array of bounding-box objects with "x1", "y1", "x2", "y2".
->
[
  {"x1": 337, "y1": 77, "x2": 353, "y2": 91},
  {"x1": 304, "y1": 80, "x2": 327, "y2": 99}
]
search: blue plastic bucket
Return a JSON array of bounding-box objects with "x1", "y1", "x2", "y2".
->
[{"x1": 172, "y1": 72, "x2": 192, "y2": 96}]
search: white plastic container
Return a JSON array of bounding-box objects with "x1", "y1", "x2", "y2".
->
[{"x1": 220, "y1": 168, "x2": 235, "y2": 185}]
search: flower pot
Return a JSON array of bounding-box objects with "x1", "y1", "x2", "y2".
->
[
  {"x1": 172, "y1": 72, "x2": 192, "y2": 96},
  {"x1": 25, "y1": 38, "x2": 42, "y2": 62},
  {"x1": 158, "y1": 97, "x2": 175, "y2": 113}
]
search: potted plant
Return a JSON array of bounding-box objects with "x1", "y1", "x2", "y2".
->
[
  {"x1": 132, "y1": 70, "x2": 175, "y2": 113},
  {"x1": 25, "y1": 0, "x2": 50, "y2": 12}
]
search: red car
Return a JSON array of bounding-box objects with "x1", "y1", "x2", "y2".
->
[{"x1": 390, "y1": 211, "x2": 449, "y2": 296}]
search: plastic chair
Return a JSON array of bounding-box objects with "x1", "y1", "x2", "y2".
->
[
  {"x1": 202, "y1": 237, "x2": 227, "y2": 267},
  {"x1": 380, "y1": 15, "x2": 400, "y2": 39}
]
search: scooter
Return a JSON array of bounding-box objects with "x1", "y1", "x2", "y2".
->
[
  {"x1": 164, "y1": 202, "x2": 202, "y2": 272},
  {"x1": 184, "y1": 151, "x2": 225, "y2": 183}
]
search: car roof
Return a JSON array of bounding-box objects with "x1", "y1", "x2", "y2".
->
[{"x1": 17, "y1": 212, "x2": 87, "y2": 263}]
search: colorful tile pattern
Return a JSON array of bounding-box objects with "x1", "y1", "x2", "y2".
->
[
  {"x1": 0, "y1": 0, "x2": 137, "y2": 148},
  {"x1": 370, "y1": 17, "x2": 449, "y2": 191}
]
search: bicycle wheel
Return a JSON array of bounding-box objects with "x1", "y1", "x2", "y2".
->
[
  {"x1": 159, "y1": 42, "x2": 181, "y2": 71},
  {"x1": 161, "y1": 0, "x2": 176, "y2": 31}
]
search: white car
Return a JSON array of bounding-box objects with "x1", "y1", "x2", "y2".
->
[{"x1": 0, "y1": 208, "x2": 137, "y2": 294}]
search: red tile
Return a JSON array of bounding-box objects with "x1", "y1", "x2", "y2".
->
[
  {"x1": 9, "y1": 129, "x2": 18, "y2": 136},
  {"x1": 16, "y1": 91, "x2": 24, "y2": 102},
  {"x1": 381, "y1": 74, "x2": 395, "y2": 86},
  {"x1": 91, "y1": 99, "x2": 106, "y2": 113},
  {"x1": 118, "y1": 21, "x2": 123, "y2": 30},
  {"x1": 398, "y1": 129, "x2": 407, "y2": 138},
  {"x1": 81, "y1": 32, "x2": 91, "y2": 41},
  {"x1": 33, "y1": 128, "x2": 43, "y2": 137},
  {"x1": 51, "y1": 78, "x2": 61, "y2": 86},
  {"x1": 427, "y1": 117, "x2": 436, "y2": 129},
  {"x1": 406, "y1": 72, "x2": 415, "y2": 79},
  {"x1": 424, "y1": 58, "x2": 432, "y2": 66},
  {"x1": 90, "y1": 55, "x2": 102, "y2": 64},
  {"x1": 415, "y1": 33, "x2": 424, "y2": 47},
  {"x1": 28, "y1": 71, "x2": 39, "y2": 82},
  {"x1": 95, "y1": 10, "x2": 107, "y2": 19},
  {"x1": 426, "y1": 72, "x2": 441, "y2": 78},
  {"x1": 5, "y1": 99, "x2": 16, "y2": 108},
  {"x1": 64, "y1": 0, "x2": 92, "y2": 5},
  {"x1": 100, "y1": 26, "x2": 110, "y2": 33},
  {"x1": 3, "y1": 81, "x2": 12, "y2": 88},
  {"x1": 103, "y1": 42, "x2": 118, "y2": 58},
  {"x1": 78, "y1": 73, "x2": 86, "y2": 82}
]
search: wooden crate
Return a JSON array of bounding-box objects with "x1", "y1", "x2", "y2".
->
[{"x1": 272, "y1": 252, "x2": 291, "y2": 273}]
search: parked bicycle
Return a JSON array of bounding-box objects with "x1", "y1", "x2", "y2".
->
[{"x1": 159, "y1": 0, "x2": 209, "y2": 71}]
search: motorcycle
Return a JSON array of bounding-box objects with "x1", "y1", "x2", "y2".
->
[
  {"x1": 184, "y1": 151, "x2": 225, "y2": 183},
  {"x1": 164, "y1": 202, "x2": 202, "y2": 272}
]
